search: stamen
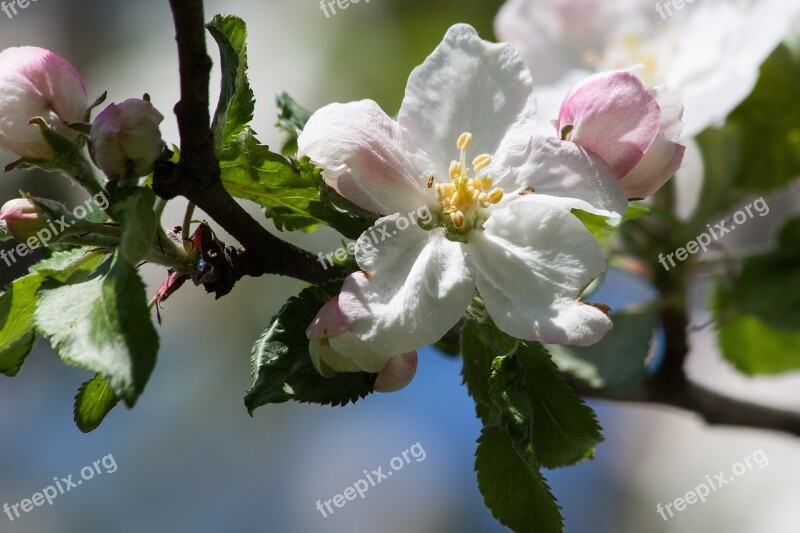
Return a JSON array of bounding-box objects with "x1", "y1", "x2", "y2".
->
[
  {"x1": 488, "y1": 188, "x2": 504, "y2": 204},
  {"x1": 457, "y1": 132, "x2": 473, "y2": 152},
  {"x1": 429, "y1": 133, "x2": 504, "y2": 231},
  {"x1": 472, "y1": 154, "x2": 492, "y2": 172},
  {"x1": 449, "y1": 160, "x2": 462, "y2": 179}
]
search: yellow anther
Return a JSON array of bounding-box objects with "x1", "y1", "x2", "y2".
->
[
  {"x1": 488, "y1": 187, "x2": 504, "y2": 204},
  {"x1": 457, "y1": 132, "x2": 473, "y2": 152},
  {"x1": 432, "y1": 133, "x2": 505, "y2": 230},
  {"x1": 472, "y1": 154, "x2": 492, "y2": 172},
  {"x1": 451, "y1": 210, "x2": 465, "y2": 228},
  {"x1": 449, "y1": 161, "x2": 462, "y2": 179}
]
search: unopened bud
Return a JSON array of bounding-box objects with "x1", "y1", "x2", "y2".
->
[
  {"x1": 0, "y1": 46, "x2": 88, "y2": 159},
  {"x1": 90, "y1": 98, "x2": 165, "y2": 179},
  {"x1": 0, "y1": 198, "x2": 49, "y2": 241}
]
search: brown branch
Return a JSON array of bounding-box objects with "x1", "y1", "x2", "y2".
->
[
  {"x1": 157, "y1": 0, "x2": 344, "y2": 295},
  {"x1": 569, "y1": 258, "x2": 800, "y2": 438},
  {"x1": 569, "y1": 377, "x2": 800, "y2": 438}
]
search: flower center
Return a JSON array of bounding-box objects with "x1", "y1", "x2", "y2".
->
[{"x1": 432, "y1": 132, "x2": 504, "y2": 231}]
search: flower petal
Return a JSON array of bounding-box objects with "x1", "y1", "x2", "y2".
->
[
  {"x1": 557, "y1": 70, "x2": 661, "y2": 178},
  {"x1": 398, "y1": 24, "x2": 537, "y2": 182},
  {"x1": 298, "y1": 100, "x2": 426, "y2": 215},
  {"x1": 339, "y1": 215, "x2": 475, "y2": 356},
  {"x1": 374, "y1": 352, "x2": 418, "y2": 393},
  {"x1": 469, "y1": 196, "x2": 612, "y2": 346},
  {"x1": 500, "y1": 136, "x2": 627, "y2": 217},
  {"x1": 619, "y1": 132, "x2": 686, "y2": 198}
]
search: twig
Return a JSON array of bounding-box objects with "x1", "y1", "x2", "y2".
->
[
  {"x1": 569, "y1": 377, "x2": 800, "y2": 438},
  {"x1": 156, "y1": 0, "x2": 344, "y2": 293}
]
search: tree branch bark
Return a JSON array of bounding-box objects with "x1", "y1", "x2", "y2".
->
[
  {"x1": 156, "y1": 0, "x2": 344, "y2": 294},
  {"x1": 569, "y1": 376, "x2": 800, "y2": 438}
]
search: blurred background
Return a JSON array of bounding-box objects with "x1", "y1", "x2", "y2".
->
[{"x1": 1, "y1": 0, "x2": 800, "y2": 532}]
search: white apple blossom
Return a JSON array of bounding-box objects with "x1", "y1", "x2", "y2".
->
[
  {"x1": 496, "y1": 0, "x2": 800, "y2": 137},
  {"x1": 0, "y1": 46, "x2": 88, "y2": 159},
  {"x1": 299, "y1": 25, "x2": 631, "y2": 360}
]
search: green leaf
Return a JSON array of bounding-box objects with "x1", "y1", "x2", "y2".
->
[
  {"x1": 110, "y1": 187, "x2": 156, "y2": 264},
  {"x1": 245, "y1": 282, "x2": 373, "y2": 413},
  {"x1": 219, "y1": 130, "x2": 376, "y2": 238},
  {"x1": 475, "y1": 426, "x2": 563, "y2": 533},
  {"x1": 0, "y1": 249, "x2": 106, "y2": 376},
  {"x1": 0, "y1": 332, "x2": 36, "y2": 377},
  {"x1": 34, "y1": 252, "x2": 159, "y2": 406},
  {"x1": 725, "y1": 43, "x2": 800, "y2": 191},
  {"x1": 461, "y1": 317, "x2": 518, "y2": 425},
  {"x1": 492, "y1": 342, "x2": 603, "y2": 468},
  {"x1": 717, "y1": 217, "x2": 800, "y2": 333},
  {"x1": 275, "y1": 92, "x2": 312, "y2": 156},
  {"x1": 716, "y1": 314, "x2": 800, "y2": 375},
  {"x1": 74, "y1": 374, "x2": 119, "y2": 433},
  {"x1": 549, "y1": 304, "x2": 658, "y2": 395},
  {"x1": 714, "y1": 217, "x2": 800, "y2": 375},
  {"x1": 207, "y1": 15, "x2": 254, "y2": 151},
  {"x1": 573, "y1": 203, "x2": 650, "y2": 248}
]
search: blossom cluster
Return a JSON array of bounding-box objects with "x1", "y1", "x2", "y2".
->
[{"x1": 299, "y1": 24, "x2": 688, "y2": 390}]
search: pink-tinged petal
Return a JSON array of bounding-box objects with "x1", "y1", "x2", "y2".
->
[
  {"x1": 650, "y1": 86, "x2": 683, "y2": 141},
  {"x1": 557, "y1": 70, "x2": 660, "y2": 178},
  {"x1": 398, "y1": 24, "x2": 538, "y2": 182},
  {"x1": 339, "y1": 215, "x2": 475, "y2": 356},
  {"x1": 619, "y1": 132, "x2": 686, "y2": 199},
  {"x1": 374, "y1": 352, "x2": 418, "y2": 393},
  {"x1": 468, "y1": 196, "x2": 611, "y2": 346},
  {"x1": 297, "y1": 100, "x2": 426, "y2": 216},
  {"x1": 499, "y1": 136, "x2": 627, "y2": 217},
  {"x1": 306, "y1": 296, "x2": 349, "y2": 340},
  {"x1": 0, "y1": 47, "x2": 88, "y2": 158}
]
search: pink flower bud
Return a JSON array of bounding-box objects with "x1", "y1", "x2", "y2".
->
[
  {"x1": 90, "y1": 99, "x2": 164, "y2": 178},
  {"x1": 0, "y1": 46, "x2": 88, "y2": 159},
  {"x1": 557, "y1": 70, "x2": 686, "y2": 198},
  {"x1": 306, "y1": 296, "x2": 418, "y2": 391},
  {"x1": 0, "y1": 198, "x2": 48, "y2": 241}
]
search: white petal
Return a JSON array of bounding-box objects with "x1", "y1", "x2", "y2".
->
[
  {"x1": 339, "y1": 215, "x2": 475, "y2": 356},
  {"x1": 398, "y1": 24, "x2": 537, "y2": 182},
  {"x1": 328, "y1": 331, "x2": 390, "y2": 373},
  {"x1": 494, "y1": 0, "x2": 619, "y2": 86},
  {"x1": 297, "y1": 100, "x2": 426, "y2": 215},
  {"x1": 651, "y1": 0, "x2": 800, "y2": 136},
  {"x1": 499, "y1": 136, "x2": 628, "y2": 217},
  {"x1": 469, "y1": 197, "x2": 612, "y2": 346}
]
